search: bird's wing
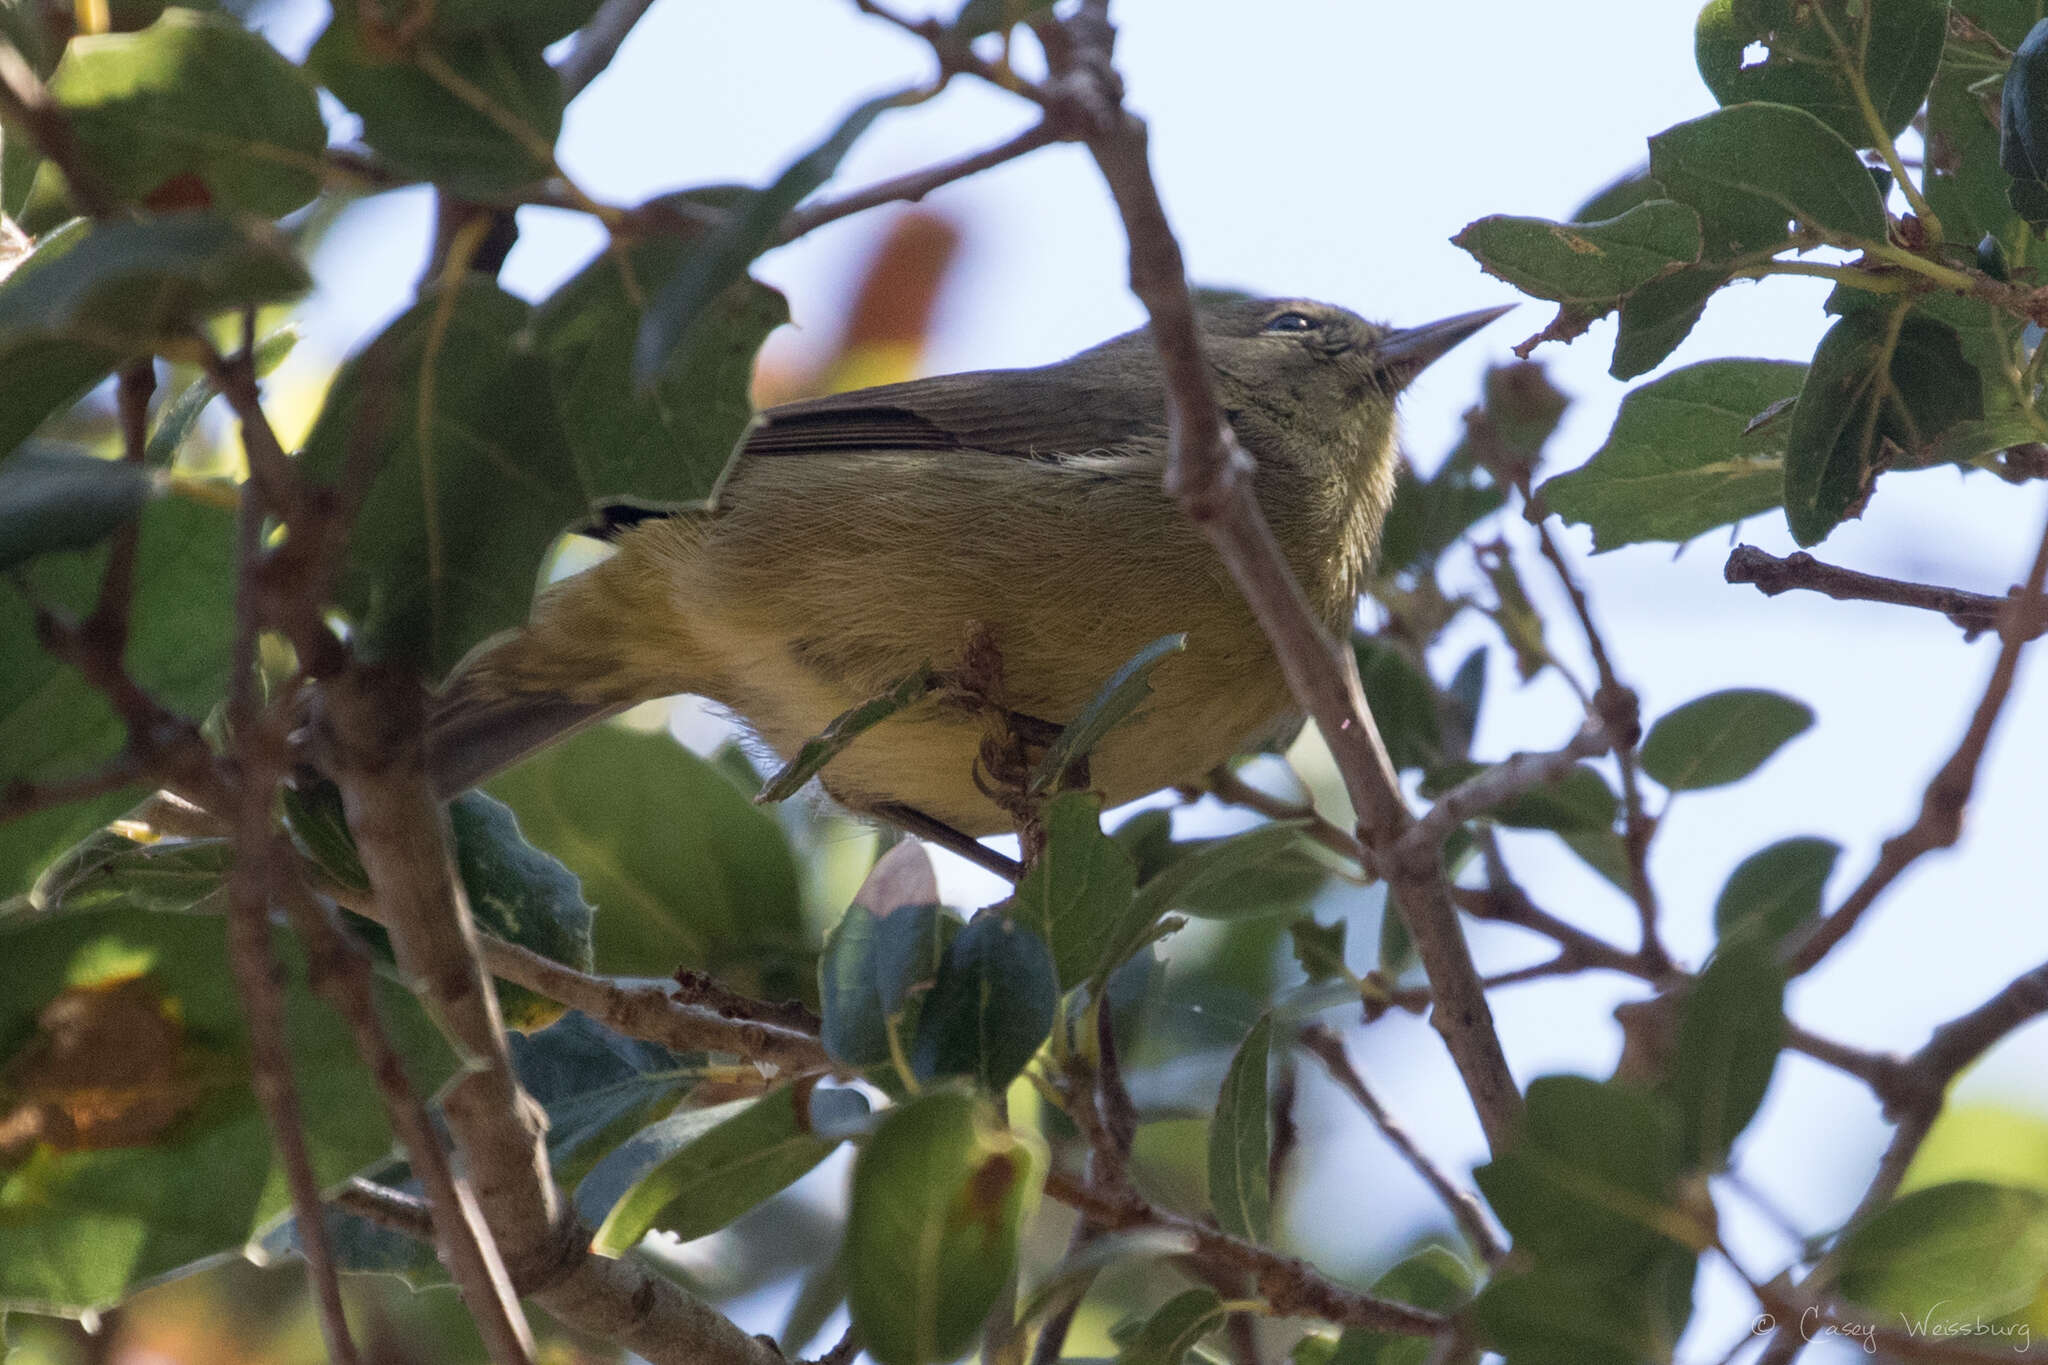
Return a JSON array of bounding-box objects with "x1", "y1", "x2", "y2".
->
[{"x1": 744, "y1": 362, "x2": 1168, "y2": 460}]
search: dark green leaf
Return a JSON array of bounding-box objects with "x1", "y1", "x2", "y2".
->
[
  {"x1": 635, "y1": 92, "x2": 900, "y2": 385},
  {"x1": 845, "y1": 1090, "x2": 1039, "y2": 1365},
  {"x1": 1325, "y1": 1246, "x2": 1475, "y2": 1365},
  {"x1": 1473, "y1": 1075, "x2": 1691, "y2": 1278},
  {"x1": 0, "y1": 213, "x2": 307, "y2": 360},
  {"x1": 1031, "y1": 633, "x2": 1188, "y2": 796},
  {"x1": 1116, "y1": 1289, "x2": 1228, "y2": 1365},
  {"x1": 1352, "y1": 636, "x2": 1442, "y2": 771},
  {"x1": 2004, "y1": 21, "x2": 2048, "y2": 226},
  {"x1": 535, "y1": 217, "x2": 786, "y2": 510},
  {"x1": 432, "y1": 0, "x2": 606, "y2": 44},
  {"x1": 1, "y1": 497, "x2": 234, "y2": 898},
  {"x1": 1453, "y1": 200, "x2": 1700, "y2": 311},
  {"x1": 300, "y1": 278, "x2": 581, "y2": 677},
  {"x1": 0, "y1": 446, "x2": 155, "y2": 568},
  {"x1": 1610, "y1": 264, "x2": 1731, "y2": 380},
  {"x1": 1714, "y1": 836, "x2": 1839, "y2": 948},
  {"x1": 1662, "y1": 942, "x2": 1785, "y2": 1169},
  {"x1": 582, "y1": 1082, "x2": 870, "y2": 1252},
  {"x1": 1013, "y1": 791, "x2": 1140, "y2": 989},
  {"x1": 507, "y1": 1010, "x2": 693, "y2": 1188},
  {"x1": 1838, "y1": 1181, "x2": 2048, "y2": 1320},
  {"x1": 1287, "y1": 917, "x2": 1348, "y2": 984},
  {"x1": 1639, "y1": 688, "x2": 1813, "y2": 791},
  {"x1": 50, "y1": 9, "x2": 325, "y2": 215},
  {"x1": 145, "y1": 323, "x2": 299, "y2": 465},
  {"x1": 0, "y1": 904, "x2": 451, "y2": 1312},
  {"x1": 0, "y1": 221, "x2": 117, "y2": 457},
  {"x1": 1571, "y1": 166, "x2": 1660, "y2": 224},
  {"x1": 1696, "y1": 0, "x2": 1947, "y2": 146},
  {"x1": 1130, "y1": 822, "x2": 1324, "y2": 920},
  {"x1": 1542, "y1": 360, "x2": 1807, "y2": 550},
  {"x1": 308, "y1": 10, "x2": 565, "y2": 194},
  {"x1": 760, "y1": 665, "x2": 939, "y2": 804},
  {"x1": 1784, "y1": 306, "x2": 1984, "y2": 544},
  {"x1": 952, "y1": 0, "x2": 1056, "y2": 39},
  {"x1": 1208, "y1": 1013, "x2": 1272, "y2": 1241},
  {"x1": 446, "y1": 789, "x2": 594, "y2": 1030},
  {"x1": 911, "y1": 914, "x2": 1058, "y2": 1091},
  {"x1": 1649, "y1": 103, "x2": 1888, "y2": 255},
  {"x1": 486, "y1": 725, "x2": 810, "y2": 992},
  {"x1": 1374, "y1": 454, "x2": 1504, "y2": 577},
  {"x1": 818, "y1": 900, "x2": 956, "y2": 1067},
  {"x1": 1472, "y1": 1247, "x2": 1697, "y2": 1365}
]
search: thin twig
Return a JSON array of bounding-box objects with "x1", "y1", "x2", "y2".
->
[
  {"x1": 1394, "y1": 721, "x2": 1610, "y2": 864},
  {"x1": 1784, "y1": 503, "x2": 2048, "y2": 976},
  {"x1": 1042, "y1": 1170, "x2": 1447, "y2": 1337},
  {"x1": 778, "y1": 121, "x2": 1061, "y2": 241},
  {"x1": 1203, "y1": 765, "x2": 1364, "y2": 864},
  {"x1": 1725, "y1": 543, "x2": 2039, "y2": 642},
  {"x1": 1051, "y1": 0, "x2": 1521, "y2": 1153},
  {"x1": 0, "y1": 759, "x2": 145, "y2": 826},
  {"x1": 318, "y1": 872, "x2": 834, "y2": 1072},
  {"x1": 1297, "y1": 1026, "x2": 1504, "y2": 1264}
]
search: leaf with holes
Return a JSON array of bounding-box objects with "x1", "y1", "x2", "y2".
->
[{"x1": 1695, "y1": 0, "x2": 1947, "y2": 146}]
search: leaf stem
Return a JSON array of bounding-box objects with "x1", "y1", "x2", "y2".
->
[{"x1": 1807, "y1": 1, "x2": 1942, "y2": 241}]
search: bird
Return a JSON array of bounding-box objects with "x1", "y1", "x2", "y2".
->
[{"x1": 428, "y1": 294, "x2": 1508, "y2": 847}]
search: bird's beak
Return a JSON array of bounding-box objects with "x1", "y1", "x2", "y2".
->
[{"x1": 1376, "y1": 304, "x2": 1516, "y2": 387}]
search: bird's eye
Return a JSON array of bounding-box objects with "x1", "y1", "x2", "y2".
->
[{"x1": 1263, "y1": 311, "x2": 1319, "y2": 333}]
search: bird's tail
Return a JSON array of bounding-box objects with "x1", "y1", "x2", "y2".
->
[{"x1": 427, "y1": 526, "x2": 703, "y2": 796}]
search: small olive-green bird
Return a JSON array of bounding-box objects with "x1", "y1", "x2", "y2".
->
[{"x1": 429, "y1": 296, "x2": 1508, "y2": 838}]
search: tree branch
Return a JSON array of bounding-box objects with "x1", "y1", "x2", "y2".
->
[
  {"x1": 1052, "y1": 0, "x2": 1521, "y2": 1154},
  {"x1": 1784, "y1": 503, "x2": 2048, "y2": 976},
  {"x1": 1297, "y1": 1025, "x2": 1504, "y2": 1264},
  {"x1": 1393, "y1": 721, "x2": 1610, "y2": 865},
  {"x1": 778, "y1": 121, "x2": 1061, "y2": 241},
  {"x1": 1724, "y1": 543, "x2": 2039, "y2": 642}
]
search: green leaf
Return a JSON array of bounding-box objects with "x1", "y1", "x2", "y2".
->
[
  {"x1": 50, "y1": 9, "x2": 325, "y2": 215},
  {"x1": 0, "y1": 447, "x2": 155, "y2": 569},
  {"x1": 1116, "y1": 1288, "x2": 1228, "y2": 1365},
  {"x1": 818, "y1": 900, "x2": 957, "y2": 1068},
  {"x1": 1012, "y1": 791, "x2": 1140, "y2": 990},
  {"x1": 534, "y1": 218, "x2": 786, "y2": 511},
  {"x1": 1662, "y1": 942, "x2": 1785, "y2": 1170},
  {"x1": 1374, "y1": 452, "x2": 1505, "y2": 577},
  {"x1": 2003, "y1": 20, "x2": 2048, "y2": 226},
  {"x1": 951, "y1": 0, "x2": 1056, "y2": 39},
  {"x1": 845, "y1": 1090, "x2": 1040, "y2": 1365},
  {"x1": 635, "y1": 92, "x2": 899, "y2": 386},
  {"x1": 28, "y1": 828, "x2": 230, "y2": 916},
  {"x1": 1, "y1": 496, "x2": 234, "y2": 898},
  {"x1": 1352, "y1": 636, "x2": 1442, "y2": 771},
  {"x1": 446, "y1": 790, "x2": 594, "y2": 1030},
  {"x1": 1784, "y1": 305, "x2": 1983, "y2": 544},
  {"x1": 1715, "y1": 836, "x2": 1839, "y2": 948},
  {"x1": 486, "y1": 725, "x2": 810, "y2": 993},
  {"x1": 431, "y1": 0, "x2": 606, "y2": 44},
  {"x1": 1649, "y1": 102, "x2": 1888, "y2": 256},
  {"x1": 1639, "y1": 688, "x2": 1813, "y2": 791},
  {"x1": 1695, "y1": 0, "x2": 1947, "y2": 146},
  {"x1": 1453, "y1": 200, "x2": 1701, "y2": 311},
  {"x1": 1287, "y1": 917, "x2": 1348, "y2": 984},
  {"x1": 308, "y1": 8, "x2": 565, "y2": 194},
  {"x1": 1541, "y1": 360, "x2": 1806, "y2": 550},
  {"x1": 1325, "y1": 1246, "x2": 1475, "y2": 1365},
  {"x1": 299, "y1": 277, "x2": 582, "y2": 677},
  {"x1": 145, "y1": 323, "x2": 299, "y2": 466},
  {"x1": 1473, "y1": 1075, "x2": 1691, "y2": 1279},
  {"x1": 1609, "y1": 264, "x2": 1731, "y2": 380},
  {"x1": 0, "y1": 213, "x2": 308, "y2": 361},
  {"x1": 911, "y1": 914, "x2": 1058, "y2": 1091},
  {"x1": 1571, "y1": 166, "x2": 1660, "y2": 224},
  {"x1": 0, "y1": 220, "x2": 116, "y2": 458},
  {"x1": 583, "y1": 1082, "x2": 871, "y2": 1252},
  {"x1": 1837, "y1": 1181, "x2": 2048, "y2": 1320},
  {"x1": 1472, "y1": 1247, "x2": 1696, "y2": 1365},
  {"x1": 0, "y1": 904, "x2": 452, "y2": 1313},
  {"x1": 759, "y1": 665, "x2": 940, "y2": 804},
  {"x1": 1130, "y1": 822, "x2": 1325, "y2": 920},
  {"x1": 1031, "y1": 633, "x2": 1188, "y2": 796},
  {"x1": 1208, "y1": 1013, "x2": 1272, "y2": 1241}
]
